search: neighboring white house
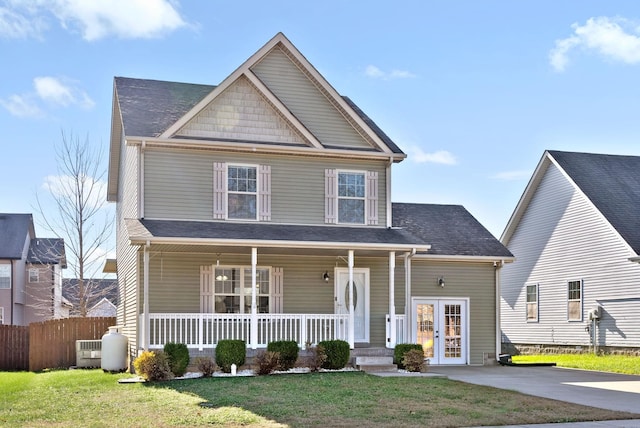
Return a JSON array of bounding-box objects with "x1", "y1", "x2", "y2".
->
[{"x1": 500, "y1": 150, "x2": 640, "y2": 352}]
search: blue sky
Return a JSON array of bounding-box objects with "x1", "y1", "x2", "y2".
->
[{"x1": 2, "y1": 0, "x2": 640, "y2": 268}]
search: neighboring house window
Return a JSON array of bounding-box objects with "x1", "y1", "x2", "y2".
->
[
  {"x1": 0, "y1": 264, "x2": 10, "y2": 289},
  {"x1": 526, "y1": 283, "x2": 538, "y2": 322},
  {"x1": 568, "y1": 280, "x2": 583, "y2": 321},
  {"x1": 0, "y1": 307, "x2": 4, "y2": 324},
  {"x1": 325, "y1": 169, "x2": 378, "y2": 225},
  {"x1": 29, "y1": 268, "x2": 39, "y2": 283},
  {"x1": 212, "y1": 267, "x2": 271, "y2": 313},
  {"x1": 213, "y1": 163, "x2": 271, "y2": 221}
]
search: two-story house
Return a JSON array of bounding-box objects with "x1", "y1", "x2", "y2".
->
[
  {"x1": 0, "y1": 213, "x2": 67, "y2": 325},
  {"x1": 108, "y1": 33, "x2": 512, "y2": 367}
]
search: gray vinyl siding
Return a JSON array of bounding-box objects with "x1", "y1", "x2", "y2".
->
[
  {"x1": 252, "y1": 46, "x2": 373, "y2": 150},
  {"x1": 143, "y1": 148, "x2": 387, "y2": 226},
  {"x1": 406, "y1": 260, "x2": 497, "y2": 365},
  {"x1": 501, "y1": 162, "x2": 640, "y2": 348}
]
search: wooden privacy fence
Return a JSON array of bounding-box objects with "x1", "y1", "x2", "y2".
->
[
  {"x1": 29, "y1": 317, "x2": 116, "y2": 371},
  {"x1": 0, "y1": 325, "x2": 29, "y2": 370}
]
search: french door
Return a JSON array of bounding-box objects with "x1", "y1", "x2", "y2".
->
[{"x1": 412, "y1": 298, "x2": 467, "y2": 365}]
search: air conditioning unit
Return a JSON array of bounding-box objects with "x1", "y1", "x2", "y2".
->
[{"x1": 76, "y1": 340, "x2": 102, "y2": 368}]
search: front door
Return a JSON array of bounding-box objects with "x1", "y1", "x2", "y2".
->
[
  {"x1": 335, "y1": 268, "x2": 369, "y2": 343},
  {"x1": 413, "y1": 298, "x2": 467, "y2": 365}
]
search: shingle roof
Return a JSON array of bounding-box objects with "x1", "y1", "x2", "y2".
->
[
  {"x1": 62, "y1": 278, "x2": 119, "y2": 313},
  {"x1": 27, "y1": 238, "x2": 66, "y2": 267},
  {"x1": 0, "y1": 214, "x2": 33, "y2": 259},
  {"x1": 392, "y1": 203, "x2": 513, "y2": 257},
  {"x1": 548, "y1": 150, "x2": 640, "y2": 254}
]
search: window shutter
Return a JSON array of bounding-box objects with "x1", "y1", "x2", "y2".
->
[
  {"x1": 325, "y1": 169, "x2": 337, "y2": 224},
  {"x1": 272, "y1": 267, "x2": 284, "y2": 313},
  {"x1": 366, "y1": 170, "x2": 379, "y2": 225},
  {"x1": 213, "y1": 162, "x2": 226, "y2": 219},
  {"x1": 259, "y1": 165, "x2": 271, "y2": 221},
  {"x1": 200, "y1": 265, "x2": 213, "y2": 313}
]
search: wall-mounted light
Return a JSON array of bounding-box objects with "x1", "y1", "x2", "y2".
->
[
  {"x1": 437, "y1": 277, "x2": 445, "y2": 287},
  {"x1": 323, "y1": 271, "x2": 331, "y2": 282}
]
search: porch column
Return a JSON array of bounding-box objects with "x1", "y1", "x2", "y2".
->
[
  {"x1": 404, "y1": 251, "x2": 414, "y2": 344},
  {"x1": 250, "y1": 247, "x2": 258, "y2": 350},
  {"x1": 388, "y1": 251, "x2": 396, "y2": 348},
  {"x1": 143, "y1": 243, "x2": 150, "y2": 351},
  {"x1": 348, "y1": 250, "x2": 355, "y2": 349}
]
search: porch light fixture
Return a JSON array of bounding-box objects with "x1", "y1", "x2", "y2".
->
[
  {"x1": 323, "y1": 271, "x2": 331, "y2": 282},
  {"x1": 437, "y1": 277, "x2": 445, "y2": 287}
]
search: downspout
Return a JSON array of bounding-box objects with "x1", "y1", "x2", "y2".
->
[
  {"x1": 494, "y1": 260, "x2": 504, "y2": 362},
  {"x1": 143, "y1": 241, "x2": 150, "y2": 351},
  {"x1": 404, "y1": 248, "x2": 417, "y2": 343},
  {"x1": 10, "y1": 260, "x2": 14, "y2": 325},
  {"x1": 139, "y1": 140, "x2": 145, "y2": 218}
]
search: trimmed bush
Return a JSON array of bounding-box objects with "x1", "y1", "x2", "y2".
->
[
  {"x1": 253, "y1": 350, "x2": 280, "y2": 375},
  {"x1": 306, "y1": 345, "x2": 327, "y2": 372},
  {"x1": 215, "y1": 340, "x2": 246, "y2": 373},
  {"x1": 402, "y1": 348, "x2": 426, "y2": 372},
  {"x1": 318, "y1": 340, "x2": 350, "y2": 370},
  {"x1": 194, "y1": 356, "x2": 217, "y2": 377},
  {"x1": 163, "y1": 342, "x2": 190, "y2": 377},
  {"x1": 394, "y1": 344, "x2": 423, "y2": 369},
  {"x1": 267, "y1": 340, "x2": 299, "y2": 370},
  {"x1": 133, "y1": 351, "x2": 173, "y2": 381}
]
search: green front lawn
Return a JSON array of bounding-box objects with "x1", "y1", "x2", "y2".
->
[
  {"x1": 512, "y1": 353, "x2": 640, "y2": 375},
  {"x1": 1, "y1": 369, "x2": 637, "y2": 427}
]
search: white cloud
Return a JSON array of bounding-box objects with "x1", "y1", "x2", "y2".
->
[
  {"x1": 0, "y1": 94, "x2": 42, "y2": 117},
  {"x1": 365, "y1": 64, "x2": 416, "y2": 80},
  {"x1": 550, "y1": 16, "x2": 640, "y2": 72},
  {"x1": 0, "y1": 0, "x2": 187, "y2": 40},
  {"x1": 42, "y1": 174, "x2": 108, "y2": 211},
  {"x1": 408, "y1": 147, "x2": 457, "y2": 165},
  {"x1": 490, "y1": 170, "x2": 531, "y2": 181}
]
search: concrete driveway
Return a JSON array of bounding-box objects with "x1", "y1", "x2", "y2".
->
[{"x1": 429, "y1": 365, "x2": 640, "y2": 414}]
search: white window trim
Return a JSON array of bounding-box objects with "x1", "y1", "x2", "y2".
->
[
  {"x1": 213, "y1": 266, "x2": 272, "y2": 313},
  {"x1": 525, "y1": 283, "x2": 538, "y2": 322},
  {"x1": 0, "y1": 264, "x2": 11, "y2": 289},
  {"x1": 0, "y1": 307, "x2": 4, "y2": 324},
  {"x1": 29, "y1": 268, "x2": 39, "y2": 283},
  {"x1": 226, "y1": 163, "x2": 260, "y2": 221},
  {"x1": 336, "y1": 169, "x2": 367, "y2": 225},
  {"x1": 567, "y1": 279, "x2": 583, "y2": 322}
]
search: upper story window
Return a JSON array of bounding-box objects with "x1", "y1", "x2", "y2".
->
[
  {"x1": 338, "y1": 172, "x2": 366, "y2": 224},
  {"x1": 0, "y1": 307, "x2": 4, "y2": 324},
  {"x1": 29, "y1": 268, "x2": 39, "y2": 283},
  {"x1": 526, "y1": 283, "x2": 538, "y2": 322},
  {"x1": 567, "y1": 279, "x2": 583, "y2": 321},
  {"x1": 227, "y1": 165, "x2": 257, "y2": 220},
  {"x1": 0, "y1": 264, "x2": 10, "y2": 289}
]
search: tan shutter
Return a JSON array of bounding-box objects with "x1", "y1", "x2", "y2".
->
[
  {"x1": 200, "y1": 265, "x2": 213, "y2": 313},
  {"x1": 325, "y1": 169, "x2": 337, "y2": 224},
  {"x1": 272, "y1": 267, "x2": 284, "y2": 313},
  {"x1": 366, "y1": 171, "x2": 378, "y2": 225},
  {"x1": 213, "y1": 162, "x2": 226, "y2": 219},
  {"x1": 259, "y1": 164, "x2": 271, "y2": 221}
]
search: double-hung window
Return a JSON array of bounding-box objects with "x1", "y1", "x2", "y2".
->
[
  {"x1": 0, "y1": 264, "x2": 10, "y2": 289},
  {"x1": 0, "y1": 307, "x2": 4, "y2": 324},
  {"x1": 227, "y1": 165, "x2": 257, "y2": 220},
  {"x1": 567, "y1": 279, "x2": 582, "y2": 321},
  {"x1": 213, "y1": 267, "x2": 270, "y2": 313},
  {"x1": 526, "y1": 283, "x2": 538, "y2": 322},
  {"x1": 29, "y1": 268, "x2": 39, "y2": 283},
  {"x1": 337, "y1": 171, "x2": 366, "y2": 224}
]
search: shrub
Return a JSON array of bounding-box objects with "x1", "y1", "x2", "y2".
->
[
  {"x1": 267, "y1": 340, "x2": 299, "y2": 370},
  {"x1": 306, "y1": 345, "x2": 327, "y2": 372},
  {"x1": 318, "y1": 340, "x2": 350, "y2": 369},
  {"x1": 133, "y1": 351, "x2": 173, "y2": 381},
  {"x1": 195, "y1": 356, "x2": 217, "y2": 377},
  {"x1": 163, "y1": 343, "x2": 190, "y2": 377},
  {"x1": 394, "y1": 344, "x2": 423, "y2": 369},
  {"x1": 253, "y1": 350, "x2": 280, "y2": 375},
  {"x1": 402, "y1": 348, "x2": 426, "y2": 372},
  {"x1": 216, "y1": 340, "x2": 246, "y2": 373}
]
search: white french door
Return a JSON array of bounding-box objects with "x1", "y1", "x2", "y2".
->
[
  {"x1": 335, "y1": 268, "x2": 369, "y2": 343},
  {"x1": 412, "y1": 298, "x2": 468, "y2": 365}
]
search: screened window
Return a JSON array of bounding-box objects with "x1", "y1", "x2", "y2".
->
[
  {"x1": 526, "y1": 284, "x2": 538, "y2": 322},
  {"x1": 338, "y1": 171, "x2": 365, "y2": 224},
  {"x1": 0, "y1": 264, "x2": 10, "y2": 289},
  {"x1": 228, "y1": 165, "x2": 257, "y2": 220},
  {"x1": 213, "y1": 267, "x2": 270, "y2": 313},
  {"x1": 29, "y1": 268, "x2": 39, "y2": 283},
  {"x1": 568, "y1": 280, "x2": 582, "y2": 321}
]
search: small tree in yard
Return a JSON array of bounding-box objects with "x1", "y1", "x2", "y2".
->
[{"x1": 35, "y1": 131, "x2": 114, "y2": 317}]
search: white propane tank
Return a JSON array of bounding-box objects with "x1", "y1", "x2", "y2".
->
[{"x1": 101, "y1": 326, "x2": 128, "y2": 372}]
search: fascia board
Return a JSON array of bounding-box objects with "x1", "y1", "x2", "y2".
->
[{"x1": 412, "y1": 254, "x2": 515, "y2": 263}]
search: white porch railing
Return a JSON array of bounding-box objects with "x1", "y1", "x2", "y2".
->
[
  {"x1": 386, "y1": 314, "x2": 406, "y2": 347},
  {"x1": 141, "y1": 313, "x2": 349, "y2": 350}
]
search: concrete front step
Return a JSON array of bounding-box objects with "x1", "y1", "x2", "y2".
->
[
  {"x1": 355, "y1": 356, "x2": 393, "y2": 365},
  {"x1": 355, "y1": 356, "x2": 397, "y2": 373}
]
